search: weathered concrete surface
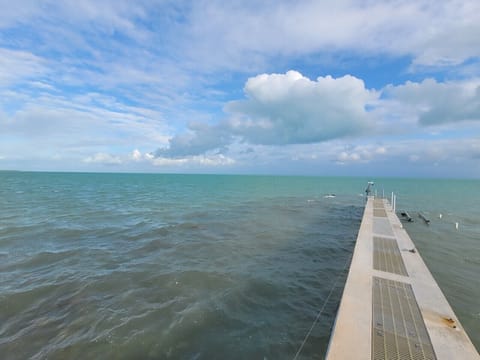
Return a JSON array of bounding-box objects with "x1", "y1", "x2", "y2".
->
[
  {"x1": 326, "y1": 197, "x2": 373, "y2": 360},
  {"x1": 326, "y1": 197, "x2": 479, "y2": 360}
]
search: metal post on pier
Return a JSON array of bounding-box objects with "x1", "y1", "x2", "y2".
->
[{"x1": 365, "y1": 182, "x2": 374, "y2": 198}]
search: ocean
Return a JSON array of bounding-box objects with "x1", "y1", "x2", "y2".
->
[{"x1": 0, "y1": 172, "x2": 478, "y2": 359}]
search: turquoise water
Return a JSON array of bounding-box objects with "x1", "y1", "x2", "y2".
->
[{"x1": 0, "y1": 173, "x2": 478, "y2": 359}]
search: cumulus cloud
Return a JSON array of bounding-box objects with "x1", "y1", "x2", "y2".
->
[
  {"x1": 384, "y1": 78, "x2": 480, "y2": 125},
  {"x1": 155, "y1": 71, "x2": 480, "y2": 163},
  {"x1": 156, "y1": 70, "x2": 378, "y2": 158},
  {"x1": 156, "y1": 121, "x2": 233, "y2": 158},
  {"x1": 227, "y1": 71, "x2": 376, "y2": 144}
]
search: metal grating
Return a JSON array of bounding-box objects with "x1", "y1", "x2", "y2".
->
[
  {"x1": 374, "y1": 199, "x2": 385, "y2": 208},
  {"x1": 372, "y1": 277, "x2": 437, "y2": 360},
  {"x1": 373, "y1": 218, "x2": 394, "y2": 237},
  {"x1": 373, "y1": 237, "x2": 408, "y2": 276},
  {"x1": 374, "y1": 208, "x2": 387, "y2": 217}
]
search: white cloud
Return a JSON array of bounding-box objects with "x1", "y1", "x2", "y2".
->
[
  {"x1": 29, "y1": 81, "x2": 56, "y2": 91},
  {"x1": 83, "y1": 152, "x2": 122, "y2": 165},
  {"x1": 374, "y1": 138, "x2": 480, "y2": 165},
  {"x1": 335, "y1": 145, "x2": 388, "y2": 164},
  {"x1": 227, "y1": 71, "x2": 377, "y2": 145},
  {"x1": 383, "y1": 78, "x2": 480, "y2": 125},
  {"x1": 131, "y1": 149, "x2": 142, "y2": 161},
  {"x1": 157, "y1": 71, "x2": 480, "y2": 162},
  {"x1": 0, "y1": 90, "x2": 170, "y2": 161},
  {"x1": 0, "y1": 48, "x2": 47, "y2": 86},
  {"x1": 408, "y1": 1, "x2": 480, "y2": 67},
  {"x1": 375, "y1": 146, "x2": 387, "y2": 155},
  {"x1": 151, "y1": 154, "x2": 235, "y2": 167},
  {"x1": 181, "y1": 0, "x2": 480, "y2": 70},
  {"x1": 150, "y1": 157, "x2": 188, "y2": 167},
  {"x1": 156, "y1": 71, "x2": 378, "y2": 158},
  {"x1": 3, "y1": 1, "x2": 479, "y2": 83},
  {"x1": 0, "y1": 0, "x2": 149, "y2": 40},
  {"x1": 0, "y1": 0, "x2": 42, "y2": 28},
  {"x1": 1, "y1": 1, "x2": 480, "y2": 175},
  {"x1": 409, "y1": 154, "x2": 420, "y2": 162},
  {"x1": 196, "y1": 154, "x2": 235, "y2": 166},
  {"x1": 81, "y1": 149, "x2": 235, "y2": 168},
  {"x1": 157, "y1": 121, "x2": 232, "y2": 158}
]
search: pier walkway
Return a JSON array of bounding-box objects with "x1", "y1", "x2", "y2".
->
[{"x1": 326, "y1": 197, "x2": 479, "y2": 360}]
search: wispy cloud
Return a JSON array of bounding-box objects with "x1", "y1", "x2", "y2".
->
[
  {"x1": 0, "y1": 48, "x2": 48, "y2": 86},
  {"x1": 0, "y1": 89, "x2": 170, "y2": 162},
  {"x1": 177, "y1": 0, "x2": 480, "y2": 70}
]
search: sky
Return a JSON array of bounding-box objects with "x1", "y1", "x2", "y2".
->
[{"x1": 1, "y1": 0, "x2": 480, "y2": 177}]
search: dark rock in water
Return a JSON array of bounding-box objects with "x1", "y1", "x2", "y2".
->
[{"x1": 418, "y1": 212, "x2": 430, "y2": 224}]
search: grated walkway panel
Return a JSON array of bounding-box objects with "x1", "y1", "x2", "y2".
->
[
  {"x1": 372, "y1": 277, "x2": 437, "y2": 360},
  {"x1": 373, "y1": 218, "x2": 394, "y2": 237},
  {"x1": 374, "y1": 208, "x2": 387, "y2": 217},
  {"x1": 374, "y1": 199, "x2": 385, "y2": 208},
  {"x1": 373, "y1": 237, "x2": 408, "y2": 276}
]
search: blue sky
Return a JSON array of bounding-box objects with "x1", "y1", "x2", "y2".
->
[{"x1": 1, "y1": 0, "x2": 480, "y2": 177}]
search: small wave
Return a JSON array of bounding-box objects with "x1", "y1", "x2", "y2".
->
[
  {"x1": 3, "y1": 249, "x2": 82, "y2": 273},
  {"x1": 464, "y1": 257, "x2": 480, "y2": 265}
]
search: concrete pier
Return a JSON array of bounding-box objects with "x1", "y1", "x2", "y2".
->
[{"x1": 326, "y1": 197, "x2": 479, "y2": 360}]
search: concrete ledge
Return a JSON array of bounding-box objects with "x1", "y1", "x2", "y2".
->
[{"x1": 326, "y1": 197, "x2": 373, "y2": 360}]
